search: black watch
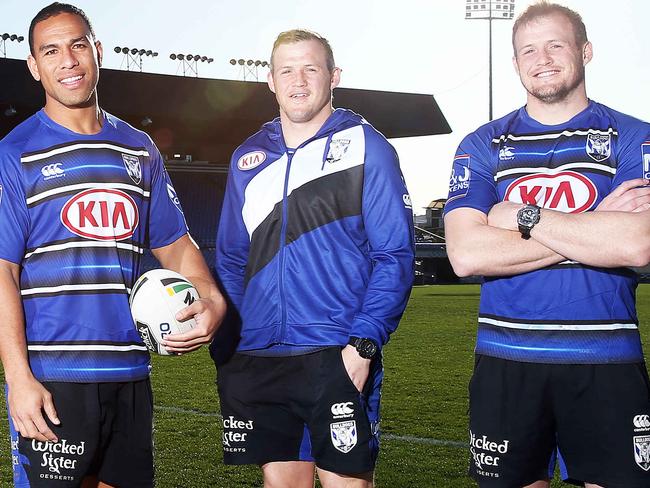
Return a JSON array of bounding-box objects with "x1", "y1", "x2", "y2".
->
[
  {"x1": 348, "y1": 336, "x2": 378, "y2": 359},
  {"x1": 517, "y1": 204, "x2": 541, "y2": 240}
]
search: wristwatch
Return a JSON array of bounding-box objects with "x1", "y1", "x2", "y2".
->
[
  {"x1": 348, "y1": 336, "x2": 378, "y2": 359},
  {"x1": 517, "y1": 204, "x2": 541, "y2": 240}
]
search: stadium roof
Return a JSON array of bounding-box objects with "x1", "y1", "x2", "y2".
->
[{"x1": 0, "y1": 57, "x2": 451, "y2": 163}]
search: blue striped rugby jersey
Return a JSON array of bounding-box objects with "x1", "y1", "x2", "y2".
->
[{"x1": 0, "y1": 110, "x2": 188, "y2": 382}]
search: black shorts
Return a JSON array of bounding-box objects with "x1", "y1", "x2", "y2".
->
[
  {"x1": 469, "y1": 355, "x2": 650, "y2": 488},
  {"x1": 7, "y1": 380, "x2": 154, "y2": 488},
  {"x1": 216, "y1": 347, "x2": 383, "y2": 474}
]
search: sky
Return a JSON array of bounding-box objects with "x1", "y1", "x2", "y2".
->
[{"x1": 4, "y1": 0, "x2": 650, "y2": 215}]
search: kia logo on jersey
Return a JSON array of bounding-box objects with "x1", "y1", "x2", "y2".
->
[
  {"x1": 237, "y1": 151, "x2": 266, "y2": 171},
  {"x1": 61, "y1": 189, "x2": 139, "y2": 240},
  {"x1": 504, "y1": 171, "x2": 597, "y2": 213}
]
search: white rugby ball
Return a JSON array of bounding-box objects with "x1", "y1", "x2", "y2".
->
[{"x1": 130, "y1": 269, "x2": 199, "y2": 355}]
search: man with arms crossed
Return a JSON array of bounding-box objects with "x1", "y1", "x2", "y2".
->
[
  {"x1": 0, "y1": 3, "x2": 225, "y2": 487},
  {"x1": 215, "y1": 29, "x2": 414, "y2": 488},
  {"x1": 444, "y1": 2, "x2": 650, "y2": 487}
]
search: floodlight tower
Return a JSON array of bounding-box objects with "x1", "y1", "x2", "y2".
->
[
  {"x1": 1, "y1": 33, "x2": 24, "y2": 58},
  {"x1": 465, "y1": 0, "x2": 515, "y2": 121},
  {"x1": 170, "y1": 53, "x2": 213, "y2": 77},
  {"x1": 114, "y1": 46, "x2": 158, "y2": 72},
  {"x1": 229, "y1": 58, "x2": 269, "y2": 81}
]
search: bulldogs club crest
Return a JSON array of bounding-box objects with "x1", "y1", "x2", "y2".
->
[
  {"x1": 634, "y1": 436, "x2": 650, "y2": 471},
  {"x1": 325, "y1": 139, "x2": 351, "y2": 164},
  {"x1": 586, "y1": 132, "x2": 611, "y2": 162},
  {"x1": 122, "y1": 154, "x2": 142, "y2": 184},
  {"x1": 330, "y1": 420, "x2": 357, "y2": 454}
]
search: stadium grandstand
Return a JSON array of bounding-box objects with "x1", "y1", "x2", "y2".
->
[{"x1": 0, "y1": 57, "x2": 454, "y2": 279}]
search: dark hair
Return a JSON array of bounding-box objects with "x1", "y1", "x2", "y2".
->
[
  {"x1": 270, "y1": 29, "x2": 335, "y2": 72},
  {"x1": 29, "y1": 2, "x2": 95, "y2": 55},
  {"x1": 512, "y1": 1, "x2": 587, "y2": 54}
]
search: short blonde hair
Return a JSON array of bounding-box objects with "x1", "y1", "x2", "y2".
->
[
  {"x1": 270, "y1": 29, "x2": 335, "y2": 72},
  {"x1": 512, "y1": 1, "x2": 588, "y2": 54}
]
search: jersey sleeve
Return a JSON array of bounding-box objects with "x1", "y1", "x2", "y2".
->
[
  {"x1": 348, "y1": 127, "x2": 415, "y2": 348},
  {"x1": 443, "y1": 131, "x2": 499, "y2": 216},
  {"x1": 215, "y1": 156, "x2": 250, "y2": 313},
  {"x1": 0, "y1": 148, "x2": 29, "y2": 264},
  {"x1": 147, "y1": 142, "x2": 188, "y2": 249},
  {"x1": 611, "y1": 119, "x2": 650, "y2": 188}
]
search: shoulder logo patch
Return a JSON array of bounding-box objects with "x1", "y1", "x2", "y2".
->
[
  {"x1": 642, "y1": 142, "x2": 650, "y2": 179},
  {"x1": 325, "y1": 139, "x2": 351, "y2": 164},
  {"x1": 447, "y1": 155, "x2": 471, "y2": 203},
  {"x1": 122, "y1": 154, "x2": 142, "y2": 185},
  {"x1": 586, "y1": 132, "x2": 611, "y2": 162},
  {"x1": 237, "y1": 151, "x2": 266, "y2": 171}
]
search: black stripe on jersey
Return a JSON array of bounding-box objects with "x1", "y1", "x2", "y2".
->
[
  {"x1": 23, "y1": 247, "x2": 143, "y2": 288},
  {"x1": 285, "y1": 164, "x2": 363, "y2": 245},
  {"x1": 543, "y1": 263, "x2": 637, "y2": 278},
  {"x1": 495, "y1": 166, "x2": 616, "y2": 183},
  {"x1": 479, "y1": 313, "x2": 638, "y2": 326},
  {"x1": 28, "y1": 340, "x2": 144, "y2": 346},
  {"x1": 244, "y1": 165, "x2": 364, "y2": 284},
  {"x1": 23, "y1": 288, "x2": 129, "y2": 300},
  {"x1": 491, "y1": 127, "x2": 618, "y2": 144},
  {"x1": 26, "y1": 183, "x2": 150, "y2": 209},
  {"x1": 24, "y1": 236, "x2": 146, "y2": 255},
  {"x1": 21, "y1": 140, "x2": 147, "y2": 160},
  {"x1": 245, "y1": 201, "x2": 282, "y2": 285}
]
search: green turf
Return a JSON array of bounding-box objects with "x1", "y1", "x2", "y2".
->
[{"x1": 1, "y1": 284, "x2": 649, "y2": 486}]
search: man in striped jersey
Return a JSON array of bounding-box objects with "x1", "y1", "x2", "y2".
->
[
  {"x1": 444, "y1": 2, "x2": 650, "y2": 488},
  {"x1": 0, "y1": 3, "x2": 225, "y2": 487}
]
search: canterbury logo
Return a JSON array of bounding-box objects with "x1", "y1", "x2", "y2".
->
[
  {"x1": 634, "y1": 415, "x2": 650, "y2": 429},
  {"x1": 331, "y1": 402, "x2": 354, "y2": 417},
  {"x1": 41, "y1": 163, "x2": 64, "y2": 178}
]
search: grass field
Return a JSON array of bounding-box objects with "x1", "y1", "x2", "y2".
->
[{"x1": 1, "y1": 284, "x2": 649, "y2": 487}]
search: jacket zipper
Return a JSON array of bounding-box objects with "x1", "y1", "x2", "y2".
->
[
  {"x1": 277, "y1": 149, "x2": 293, "y2": 343},
  {"x1": 276, "y1": 120, "x2": 340, "y2": 343}
]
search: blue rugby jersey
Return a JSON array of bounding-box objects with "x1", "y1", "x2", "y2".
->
[
  {"x1": 0, "y1": 110, "x2": 188, "y2": 382},
  {"x1": 444, "y1": 101, "x2": 650, "y2": 364}
]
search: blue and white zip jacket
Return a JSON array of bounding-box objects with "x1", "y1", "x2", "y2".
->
[{"x1": 216, "y1": 108, "x2": 415, "y2": 352}]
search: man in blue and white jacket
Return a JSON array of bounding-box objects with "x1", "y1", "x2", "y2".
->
[{"x1": 215, "y1": 28, "x2": 414, "y2": 488}]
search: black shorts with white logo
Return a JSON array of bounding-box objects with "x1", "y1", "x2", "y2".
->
[
  {"x1": 216, "y1": 347, "x2": 383, "y2": 474},
  {"x1": 7, "y1": 380, "x2": 154, "y2": 488},
  {"x1": 469, "y1": 355, "x2": 650, "y2": 488}
]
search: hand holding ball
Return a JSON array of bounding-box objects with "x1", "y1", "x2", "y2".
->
[{"x1": 130, "y1": 269, "x2": 198, "y2": 355}]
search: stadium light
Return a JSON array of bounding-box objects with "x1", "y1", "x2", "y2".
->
[
  {"x1": 114, "y1": 45, "x2": 159, "y2": 72},
  {"x1": 465, "y1": 0, "x2": 515, "y2": 121},
  {"x1": 141, "y1": 116, "x2": 153, "y2": 127},
  {"x1": 170, "y1": 52, "x2": 214, "y2": 77},
  {"x1": 229, "y1": 58, "x2": 270, "y2": 81},
  {"x1": 4, "y1": 105, "x2": 17, "y2": 117},
  {"x1": 1, "y1": 32, "x2": 24, "y2": 58}
]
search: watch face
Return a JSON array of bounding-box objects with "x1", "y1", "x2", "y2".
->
[
  {"x1": 518, "y1": 206, "x2": 540, "y2": 226},
  {"x1": 357, "y1": 339, "x2": 377, "y2": 359}
]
